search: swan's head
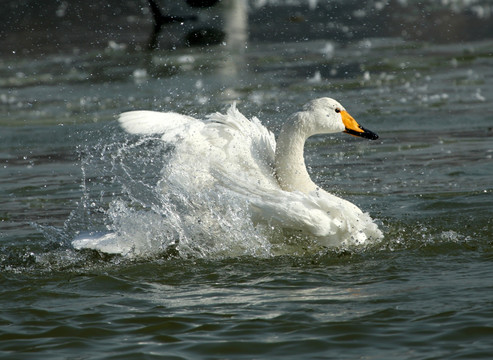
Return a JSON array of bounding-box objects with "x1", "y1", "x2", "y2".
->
[{"x1": 302, "y1": 97, "x2": 378, "y2": 140}]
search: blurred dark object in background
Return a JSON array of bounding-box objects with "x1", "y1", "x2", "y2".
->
[{"x1": 1, "y1": 0, "x2": 492, "y2": 57}]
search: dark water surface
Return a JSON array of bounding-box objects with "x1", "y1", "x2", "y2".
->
[{"x1": 1, "y1": 0, "x2": 493, "y2": 359}]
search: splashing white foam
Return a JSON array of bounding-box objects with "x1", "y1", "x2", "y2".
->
[{"x1": 71, "y1": 134, "x2": 281, "y2": 258}]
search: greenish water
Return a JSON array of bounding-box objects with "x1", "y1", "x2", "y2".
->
[{"x1": 1, "y1": 1, "x2": 493, "y2": 359}]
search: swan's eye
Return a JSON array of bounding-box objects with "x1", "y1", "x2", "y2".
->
[{"x1": 335, "y1": 108, "x2": 341, "y2": 113}]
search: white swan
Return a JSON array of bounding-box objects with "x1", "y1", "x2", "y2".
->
[{"x1": 117, "y1": 97, "x2": 383, "y2": 248}]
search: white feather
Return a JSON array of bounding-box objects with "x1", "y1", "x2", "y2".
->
[{"x1": 118, "y1": 111, "x2": 197, "y2": 136}]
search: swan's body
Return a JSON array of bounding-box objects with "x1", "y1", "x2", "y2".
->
[{"x1": 116, "y1": 98, "x2": 383, "y2": 247}]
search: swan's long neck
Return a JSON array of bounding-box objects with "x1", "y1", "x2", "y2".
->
[{"x1": 274, "y1": 112, "x2": 318, "y2": 193}]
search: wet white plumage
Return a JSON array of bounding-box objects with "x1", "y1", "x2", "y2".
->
[{"x1": 117, "y1": 98, "x2": 383, "y2": 247}]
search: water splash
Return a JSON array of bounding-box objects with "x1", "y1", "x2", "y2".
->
[{"x1": 64, "y1": 128, "x2": 279, "y2": 259}]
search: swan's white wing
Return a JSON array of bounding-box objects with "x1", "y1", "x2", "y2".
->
[
  {"x1": 206, "y1": 103, "x2": 276, "y2": 169},
  {"x1": 213, "y1": 168, "x2": 382, "y2": 245},
  {"x1": 249, "y1": 191, "x2": 338, "y2": 237},
  {"x1": 118, "y1": 111, "x2": 200, "y2": 139},
  {"x1": 158, "y1": 103, "x2": 279, "y2": 191},
  {"x1": 118, "y1": 105, "x2": 275, "y2": 165},
  {"x1": 249, "y1": 189, "x2": 381, "y2": 245},
  {"x1": 212, "y1": 170, "x2": 336, "y2": 237},
  {"x1": 116, "y1": 104, "x2": 277, "y2": 194}
]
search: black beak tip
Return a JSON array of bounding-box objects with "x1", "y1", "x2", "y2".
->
[
  {"x1": 344, "y1": 127, "x2": 379, "y2": 140},
  {"x1": 367, "y1": 131, "x2": 379, "y2": 140}
]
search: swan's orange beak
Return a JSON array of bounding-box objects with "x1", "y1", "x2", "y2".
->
[{"x1": 341, "y1": 110, "x2": 379, "y2": 140}]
